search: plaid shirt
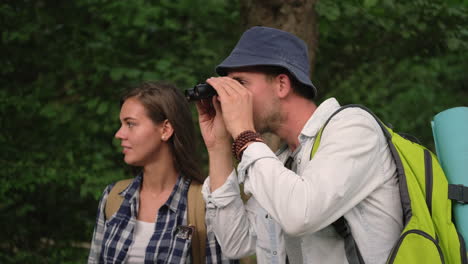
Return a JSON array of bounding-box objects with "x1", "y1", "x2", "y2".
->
[{"x1": 88, "y1": 173, "x2": 238, "y2": 264}]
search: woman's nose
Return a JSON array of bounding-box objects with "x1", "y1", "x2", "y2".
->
[{"x1": 115, "y1": 126, "x2": 125, "y2": 139}]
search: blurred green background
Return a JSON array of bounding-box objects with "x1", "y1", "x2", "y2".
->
[{"x1": 1, "y1": 0, "x2": 467, "y2": 263}]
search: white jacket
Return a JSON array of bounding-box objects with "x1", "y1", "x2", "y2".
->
[{"x1": 203, "y1": 98, "x2": 403, "y2": 263}]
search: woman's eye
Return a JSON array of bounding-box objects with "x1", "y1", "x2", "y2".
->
[{"x1": 127, "y1": 122, "x2": 135, "y2": 128}]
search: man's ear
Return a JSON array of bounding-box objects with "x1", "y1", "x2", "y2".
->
[
  {"x1": 160, "y1": 119, "x2": 174, "y2": 141},
  {"x1": 276, "y1": 73, "x2": 293, "y2": 99}
]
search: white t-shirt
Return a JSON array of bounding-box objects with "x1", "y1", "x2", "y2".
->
[{"x1": 126, "y1": 220, "x2": 156, "y2": 263}]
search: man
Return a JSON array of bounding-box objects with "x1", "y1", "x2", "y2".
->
[{"x1": 196, "y1": 26, "x2": 403, "y2": 263}]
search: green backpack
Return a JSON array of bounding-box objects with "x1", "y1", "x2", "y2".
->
[{"x1": 310, "y1": 105, "x2": 467, "y2": 264}]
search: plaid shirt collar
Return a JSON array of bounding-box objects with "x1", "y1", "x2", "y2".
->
[{"x1": 120, "y1": 172, "x2": 190, "y2": 213}]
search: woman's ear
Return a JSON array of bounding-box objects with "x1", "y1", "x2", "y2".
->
[
  {"x1": 160, "y1": 119, "x2": 174, "y2": 141},
  {"x1": 276, "y1": 73, "x2": 293, "y2": 99}
]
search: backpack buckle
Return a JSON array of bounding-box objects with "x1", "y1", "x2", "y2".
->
[{"x1": 448, "y1": 184, "x2": 468, "y2": 204}]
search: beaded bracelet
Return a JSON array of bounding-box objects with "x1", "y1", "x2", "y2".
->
[{"x1": 232, "y1": 130, "x2": 264, "y2": 161}]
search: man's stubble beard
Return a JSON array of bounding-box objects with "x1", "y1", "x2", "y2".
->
[{"x1": 254, "y1": 99, "x2": 284, "y2": 135}]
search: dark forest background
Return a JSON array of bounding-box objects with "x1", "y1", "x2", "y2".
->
[{"x1": 1, "y1": 0, "x2": 467, "y2": 262}]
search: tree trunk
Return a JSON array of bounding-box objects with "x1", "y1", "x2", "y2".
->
[{"x1": 239, "y1": 0, "x2": 319, "y2": 151}]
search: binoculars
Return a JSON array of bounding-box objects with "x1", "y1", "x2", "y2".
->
[{"x1": 185, "y1": 83, "x2": 217, "y2": 101}]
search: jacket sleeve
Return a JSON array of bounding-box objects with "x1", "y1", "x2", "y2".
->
[
  {"x1": 202, "y1": 171, "x2": 257, "y2": 259},
  {"x1": 204, "y1": 221, "x2": 241, "y2": 263},
  {"x1": 87, "y1": 184, "x2": 113, "y2": 264}
]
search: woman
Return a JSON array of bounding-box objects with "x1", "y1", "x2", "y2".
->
[{"x1": 88, "y1": 81, "x2": 236, "y2": 263}]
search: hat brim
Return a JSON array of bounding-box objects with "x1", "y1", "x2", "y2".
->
[{"x1": 216, "y1": 52, "x2": 317, "y2": 97}]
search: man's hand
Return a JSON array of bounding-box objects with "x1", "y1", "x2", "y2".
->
[
  {"x1": 196, "y1": 96, "x2": 231, "y2": 152},
  {"x1": 206, "y1": 77, "x2": 256, "y2": 139},
  {"x1": 196, "y1": 94, "x2": 234, "y2": 192}
]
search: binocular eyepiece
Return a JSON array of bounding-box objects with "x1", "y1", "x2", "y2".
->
[{"x1": 185, "y1": 83, "x2": 217, "y2": 102}]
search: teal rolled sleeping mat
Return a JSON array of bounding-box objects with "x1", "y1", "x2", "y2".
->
[{"x1": 432, "y1": 106, "x2": 468, "y2": 248}]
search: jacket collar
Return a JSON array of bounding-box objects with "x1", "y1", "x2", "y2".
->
[
  {"x1": 299, "y1": 97, "x2": 341, "y2": 142},
  {"x1": 276, "y1": 98, "x2": 341, "y2": 156}
]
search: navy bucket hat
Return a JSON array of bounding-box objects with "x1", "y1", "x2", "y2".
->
[{"x1": 216, "y1": 26, "x2": 317, "y2": 98}]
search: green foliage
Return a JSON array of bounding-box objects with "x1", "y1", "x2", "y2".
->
[
  {"x1": 315, "y1": 0, "x2": 468, "y2": 149},
  {"x1": 0, "y1": 246, "x2": 89, "y2": 264},
  {"x1": 1, "y1": 0, "x2": 240, "y2": 262}
]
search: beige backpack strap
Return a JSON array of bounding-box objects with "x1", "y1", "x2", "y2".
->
[
  {"x1": 187, "y1": 181, "x2": 206, "y2": 264},
  {"x1": 105, "y1": 178, "x2": 133, "y2": 220}
]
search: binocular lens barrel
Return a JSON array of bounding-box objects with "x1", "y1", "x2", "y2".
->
[{"x1": 185, "y1": 83, "x2": 217, "y2": 101}]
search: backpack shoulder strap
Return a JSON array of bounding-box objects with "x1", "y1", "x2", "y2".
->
[
  {"x1": 332, "y1": 217, "x2": 365, "y2": 264},
  {"x1": 105, "y1": 178, "x2": 133, "y2": 220},
  {"x1": 187, "y1": 181, "x2": 206, "y2": 264}
]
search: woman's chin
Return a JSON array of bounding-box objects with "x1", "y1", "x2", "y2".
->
[{"x1": 124, "y1": 157, "x2": 141, "y2": 167}]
